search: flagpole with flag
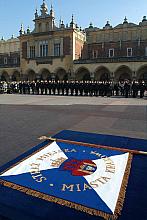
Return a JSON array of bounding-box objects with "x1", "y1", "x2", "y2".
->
[{"x1": 39, "y1": 136, "x2": 147, "y2": 155}]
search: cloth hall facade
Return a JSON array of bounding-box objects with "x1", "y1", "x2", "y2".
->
[{"x1": 0, "y1": 0, "x2": 147, "y2": 82}]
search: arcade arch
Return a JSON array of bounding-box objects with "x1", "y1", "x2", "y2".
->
[
  {"x1": 40, "y1": 69, "x2": 52, "y2": 80},
  {"x1": 75, "y1": 67, "x2": 91, "y2": 81},
  {"x1": 55, "y1": 68, "x2": 67, "y2": 80},
  {"x1": 94, "y1": 66, "x2": 111, "y2": 81},
  {"x1": 1, "y1": 71, "x2": 9, "y2": 82},
  {"x1": 114, "y1": 66, "x2": 132, "y2": 82},
  {"x1": 12, "y1": 71, "x2": 20, "y2": 81},
  {"x1": 27, "y1": 70, "x2": 36, "y2": 81},
  {"x1": 137, "y1": 65, "x2": 147, "y2": 82}
]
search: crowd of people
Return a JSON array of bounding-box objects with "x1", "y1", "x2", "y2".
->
[{"x1": 0, "y1": 80, "x2": 147, "y2": 98}]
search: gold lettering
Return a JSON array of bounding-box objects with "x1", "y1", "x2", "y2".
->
[
  {"x1": 90, "y1": 182, "x2": 99, "y2": 188},
  {"x1": 36, "y1": 176, "x2": 47, "y2": 183},
  {"x1": 64, "y1": 149, "x2": 77, "y2": 153},
  {"x1": 32, "y1": 174, "x2": 42, "y2": 180},
  {"x1": 30, "y1": 170, "x2": 40, "y2": 175},
  {"x1": 52, "y1": 151, "x2": 58, "y2": 155},
  {"x1": 101, "y1": 176, "x2": 111, "y2": 182},
  {"x1": 62, "y1": 184, "x2": 74, "y2": 192},
  {"x1": 96, "y1": 177, "x2": 106, "y2": 184},
  {"x1": 30, "y1": 163, "x2": 40, "y2": 167},
  {"x1": 83, "y1": 183, "x2": 92, "y2": 191},
  {"x1": 90, "y1": 176, "x2": 111, "y2": 187},
  {"x1": 100, "y1": 155, "x2": 107, "y2": 158},
  {"x1": 90, "y1": 151, "x2": 102, "y2": 157},
  {"x1": 51, "y1": 157, "x2": 66, "y2": 167},
  {"x1": 76, "y1": 184, "x2": 81, "y2": 192},
  {"x1": 103, "y1": 157, "x2": 115, "y2": 174},
  {"x1": 105, "y1": 166, "x2": 115, "y2": 174},
  {"x1": 37, "y1": 153, "x2": 52, "y2": 161},
  {"x1": 103, "y1": 157, "x2": 113, "y2": 163}
]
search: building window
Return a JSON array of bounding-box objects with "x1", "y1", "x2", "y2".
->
[
  {"x1": 13, "y1": 58, "x2": 17, "y2": 64},
  {"x1": 39, "y1": 41, "x2": 48, "y2": 57},
  {"x1": 30, "y1": 46, "x2": 35, "y2": 58},
  {"x1": 145, "y1": 47, "x2": 147, "y2": 56},
  {"x1": 92, "y1": 50, "x2": 98, "y2": 59},
  {"x1": 39, "y1": 23, "x2": 42, "y2": 32},
  {"x1": 109, "y1": 49, "x2": 114, "y2": 57},
  {"x1": 54, "y1": 43, "x2": 60, "y2": 56},
  {"x1": 46, "y1": 22, "x2": 49, "y2": 31},
  {"x1": 127, "y1": 48, "x2": 132, "y2": 57},
  {"x1": 4, "y1": 57, "x2": 7, "y2": 64}
]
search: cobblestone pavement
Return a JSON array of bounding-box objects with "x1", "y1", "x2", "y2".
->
[
  {"x1": 0, "y1": 94, "x2": 147, "y2": 168},
  {"x1": 0, "y1": 95, "x2": 147, "y2": 220},
  {"x1": 0, "y1": 94, "x2": 147, "y2": 105}
]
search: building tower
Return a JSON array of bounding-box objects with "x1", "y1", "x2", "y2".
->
[{"x1": 33, "y1": 0, "x2": 55, "y2": 33}]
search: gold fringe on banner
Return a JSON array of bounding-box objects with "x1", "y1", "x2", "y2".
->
[
  {"x1": 0, "y1": 153, "x2": 133, "y2": 220},
  {"x1": 113, "y1": 153, "x2": 133, "y2": 219}
]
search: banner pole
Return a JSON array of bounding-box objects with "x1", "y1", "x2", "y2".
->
[{"x1": 38, "y1": 136, "x2": 147, "y2": 155}]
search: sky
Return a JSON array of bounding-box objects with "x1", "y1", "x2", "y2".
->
[{"x1": 0, "y1": 0, "x2": 147, "y2": 40}]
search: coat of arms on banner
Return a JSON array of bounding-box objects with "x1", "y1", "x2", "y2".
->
[{"x1": 0, "y1": 141, "x2": 132, "y2": 220}]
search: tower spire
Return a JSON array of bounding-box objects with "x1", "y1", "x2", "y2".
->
[
  {"x1": 70, "y1": 14, "x2": 74, "y2": 28},
  {"x1": 142, "y1": 16, "x2": 147, "y2": 22},
  {"x1": 40, "y1": 0, "x2": 48, "y2": 16},
  {"x1": 19, "y1": 23, "x2": 24, "y2": 36},
  {"x1": 35, "y1": 8, "x2": 38, "y2": 18},
  {"x1": 123, "y1": 16, "x2": 128, "y2": 24},
  {"x1": 50, "y1": 3, "x2": 54, "y2": 17}
]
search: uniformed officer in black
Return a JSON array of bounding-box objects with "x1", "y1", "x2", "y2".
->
[
  {"x1": 106, "y1": 81, "x2": 112, "y2": 97},
  {"x1": 119, "y1": 81, "x2": 124, "y2": 96},
  {"x1": 139, "y1": 81, "x2": 145, "y2": 98},
  {"x1": 52, "y1": 80, "x2": 56, "y2": 95},
  {"x1": 83, "y1": 81, "x2": 88, "y2": 96},
  {"x1": 44, "y1": 80, "x2": 48, "y2": 95},
  {"x1": 56, "y1": 81, "x2": 61, "y2": 95},
  {"x1": 60, "y1": 81, "x2": 64, "y2": 95},
  {"x1": 74, "y1": 81, "x2": 79, "y2": 96},
  {"x1": 30, "y1": 81, "x2": 35, "y2": 94},
  {"x1": 65, "y1": 81, "x2": 69, "y2": 96},
  {"x1": 48, "y1": 81, "x2": 52, "y2": 95},
  {"x1": 99, "y1": 81, "x2": 105, "y2": 96},
  {"x1": 79, "y1": 81, "x2": 83, "y2": 96},
  {"x1": 40, "y1": 81, "x2": 44, "y2": 95},
  {"x1": 114, "y1": 83, "x2": 119, "y2": 96},
  {"x1": 19, "y1": 81, "x2": 23, "y2": 94},
  {"x1": 36, "y1": 80, "x2": 40, "y2": 95},
  {"x1": 124, "y1": 80, "x2": 130, "y2": 98},
  {"x1": 22, "y1": 81, "x2": 26, "y2": 94},
  {"x1": 132, "y1": 81, "x2": 138, "y2": 98},
  {"x1": 69, "y1": 81, "x2": 74, "y2": 96},
  {"x1": 27, "y1": 81, "x2": 31, "y2": 94}
]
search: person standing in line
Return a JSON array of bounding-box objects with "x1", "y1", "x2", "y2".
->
[
  {"x1": 132, "y1": 81, "x2": 138, "y2": 98},
  {"x1": 124, "y1": 80, "x2": 130, "y2": 98},
  {"x1": 139, "y1": 81, "x2": 145, "y2": 98}
]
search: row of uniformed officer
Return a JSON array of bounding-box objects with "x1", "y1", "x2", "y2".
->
[
  {"x1": 17, "y1": 81, "x2": 117, "y2": 97},
  {"x1": 0, "y1": 80, "x2": 147, "y2": 98}
]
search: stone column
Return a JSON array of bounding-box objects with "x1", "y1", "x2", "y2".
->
[
  {"x1": 51, "y1": 73, "x2": 55, "y2": 80},
  {"x1": 36, "y1": 73, "x2": 41, "y2": 80},
  {"x1": 132, "y1": 71, "x2": 136, "y2": 81},
  {"x1": 90, "y1": 72, "x2": 94, "y2": 80},
  {"x1": 9, "y1": 75, "x2": 12, "y2": 82},
  {"x1": 110, "y1": 72, "x2": 115, "y2": 82}
]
